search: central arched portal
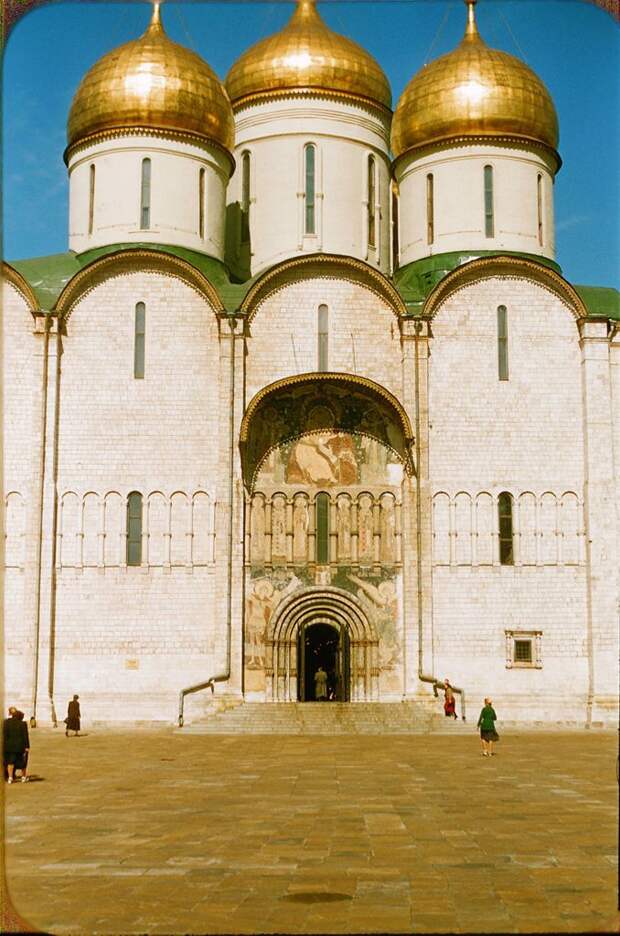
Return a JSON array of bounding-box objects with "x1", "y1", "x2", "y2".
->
[
  {"x1": 266, "y1": 588, "x2": 379, "y2": 702},
  {"x1": 241, "y1": 373, "x2": 414, "y2": 702},
  {"x1": 298, "y1": 621, "x2": 350, "y2": 702}
]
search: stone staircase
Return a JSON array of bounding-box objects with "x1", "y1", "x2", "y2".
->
[{"x1": 179, "y1": 701, "x2": 471, "y2": 735}]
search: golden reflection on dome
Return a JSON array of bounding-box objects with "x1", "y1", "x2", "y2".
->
[
  {"x1": 225, "y1": 0, "x2": 391, "y2": 110},
  {"x1": 391, "y1": 0, "x2": 559, "y2": 159},
  {"x1": 67, "y1": 4, "x2": 234, "y2": 152}
]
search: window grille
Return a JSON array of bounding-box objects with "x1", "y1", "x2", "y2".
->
[
  {"x1": 505, "y1": 630, "x2": 542, "y2": 668},
  {"x1": 498, "y1": 491, "x2": 514, "y2": 565},
  {"x1": 140, "y1": 158, "x2": 151, "y2": 230},
  {"x1": 134, "y1": 302, "x2": 145, "y2": 380},
  {"x1": 305, "y1": 144, "x2": 316, "y2": 235},
  {"x1": 126, "y1": 492, "x2": 143, "y2": 566},
  {"x1": 316, "y1": 493, "x2": 329, "y2": 564},
  {"x1": 88, "y1": 164, "x2": 95, "y2": 235},
  {"x1": 537, "y1": 174, "x2": 544, "y2": 246},
  {"x1": 497, "y1": 305, "x2": 509, "y2": 380},
  {"x1": 367, "y1": 156, "x2": 376, "y2": 248},
  {"x1": 199, "y1": 168, "x2": 206, "y2": 239},
  {"x1": 484, "y1": 165, "x2": 494, "y2": 237},
  {"x1": 426, "y1": 173, "x2": 434, "y2": 244}
]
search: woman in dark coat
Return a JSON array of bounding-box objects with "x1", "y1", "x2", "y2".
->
[
  {"x1": 65, "y1": 695, "x2": 81, "y2": 736},
  {"x1": 4, "y1": 709, "x2": 30, "y2": 783},
  {"x1": 477, "y1": 697, "x2": 499, "y2": 756}
]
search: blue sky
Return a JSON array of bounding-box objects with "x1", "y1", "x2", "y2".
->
[{"x1": 3, "y1": 0, "x2": 619, "y2": 287}]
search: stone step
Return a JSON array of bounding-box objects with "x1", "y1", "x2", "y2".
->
[{"x1": 179, "y1": 702, "x2": 472, "y2": 735}]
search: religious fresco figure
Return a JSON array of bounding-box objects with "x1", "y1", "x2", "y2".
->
[
  {"x1": 292, "y1": 494, "x2": 309, "y2": 562},
  {"x1": 380, "y1": 493, "x2": 397, "y2": 564},
  {"x1": 285, "y1": 432, "x2": 359, "y2": 486},
  {"x1": 330, "y1": 434, "x2": 358, "y2": 484},
  {"x1": 271, "y1": 494, "x2": 287, "y2": 559},
  {"x1": 245, "y1": 579, "x2": 274, "y2": 669},
  {"x1": 336, "y1": 494, "x2": 352, "y2": 560},
  {"x1": 286, "y1": 434, "x2": 339, "y2": 485},
  {"x1": 245, "y1": 573, "x2": 302, "y2": 669},
  {"x1": 250, "y1": 493, "x2": 266, "y2": 565},
  {"x1": 348, "y1": 573, "x2": 399, "y2": 669}
]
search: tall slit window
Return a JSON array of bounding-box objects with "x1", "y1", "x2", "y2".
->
[
  {"x1": 134, "y1": 302, "x2": 145, "y2": 379},
  {"x1": 140, "y1": 158, "x2": 151, "y2": 230},
  {"x1": 392, "y1": 186, "x2": 399, "y2": 265},
  {"x1": 498, "y1": 492, "x2": 514, "y2": 565},
  {"x1": 88, "y1": 164, "x2": 95, "y2": 235},
  {"x1": 241, "y1": 151, "x2": 250, "y2": 244},
  {"x1": 537, "y1": 174, "x2": 544, "y2": 246},
  {"x1": 318, "y1": 304, "x2": 329, "y2": 371},
  {"x1": 367, "y1": 155, "x2": 376, "y2": 248},
  {"x1": 316, "y1": 492, "x2": 329, "y2": 564},
  {"x1": 199, "y1": 168, "x2": 206, "y2": 239},
  {"x1": 305, "y1": 144, "x2": 316, "y2": 235},
  {"x1": 127, "y1": 492, "x2": 143, "y2": 566},
  {"x1": 484, "y1": 165, "x2": 494, "y2": 237},
  {"x1": 497, "y1": 304, "x2": 508, "y2": 381},
  {"x1": 426, "y1": 173, "x2": 434, "y2": 244}
]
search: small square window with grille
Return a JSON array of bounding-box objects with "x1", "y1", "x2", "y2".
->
[
  {"x1": 514, "y1": 639, "x2": 532, "y2": 663},
  {"x1": 505, "y1": 630, "x2": 542, "y2": 669}
]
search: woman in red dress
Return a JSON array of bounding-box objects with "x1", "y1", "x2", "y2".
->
[{"x1": 443, "y1": 679, "x2": 458, "y2": 719}]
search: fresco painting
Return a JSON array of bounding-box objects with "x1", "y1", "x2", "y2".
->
[{"x1": 244, "y1": 565, "x2": 401, "y2": 678}]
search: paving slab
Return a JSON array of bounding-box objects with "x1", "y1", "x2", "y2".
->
[{"x1": 1, "y1": 728, "x2": 618, "y2": 934}]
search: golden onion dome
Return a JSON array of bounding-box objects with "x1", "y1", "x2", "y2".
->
[
  {"x1": 225, "y1": 0, "x2": 391, "y2": 111},
  {"x1": 392, "y1": 0, "x2": 559, "y2": 160},
  {"x1": 67, "y1": 4, "x2": 234, "y2": 153}
]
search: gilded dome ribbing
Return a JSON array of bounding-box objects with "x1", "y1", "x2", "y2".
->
[
  {"x1": 67, "y1": 4, "x2": 234, "y2": 152},
  {"x1": 391, "y1": 0, "x2": 559, "y2": 159},
  {"x1": 225, "y1": 0, "x2": 391, "y2": 111}
]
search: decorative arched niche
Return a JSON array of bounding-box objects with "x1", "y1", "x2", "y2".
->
[{"x1": 239, "y1": 372, "x2": 415, "y2": 492}]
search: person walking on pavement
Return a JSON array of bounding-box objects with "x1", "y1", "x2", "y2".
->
[
  {"x1": 477, "y1": 697, "x2": 499, "y2": 756},
  {"x1": 14, "y1": 711, "x2": 30, "y2": 781},
  {"x1": 4, "y1": 708, "x2": 30, "y2": 783},
  {"x1": 443, "y1": 679, "x2": 458, "y2": 719},
  {"x1": 314, "y1": 666, "x2": 328, "y2": 701},
  {"x1": 65, "y1": 694, "x2": 81, "y2": 736}
]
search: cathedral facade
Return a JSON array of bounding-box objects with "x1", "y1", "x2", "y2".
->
[{"x1": 3, "y1": 1, "x2": 618, "y2": 726}]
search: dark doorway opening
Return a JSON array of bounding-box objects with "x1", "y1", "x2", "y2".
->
[{"x1": 298, "y1": 622, "x2": 350, "y2": 702}]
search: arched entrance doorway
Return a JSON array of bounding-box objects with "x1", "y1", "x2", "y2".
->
[
  {"x1": 266, "y1": 587, "x2": 378, "y2": 702},
  {"x1": 298, "y1": 620, "x2": 350, "y2": 702}
]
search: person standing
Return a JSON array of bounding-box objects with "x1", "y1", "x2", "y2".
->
[
  {"x1": 443, "y1": 679, "x2": 458, "y2": 719},
  {"x1": 65, "y1": 694, "x2": 81, "y2": 736},
  {"x1": 477, "y1": 697, "x2": 499, "y2": 756},
  {"x1": 314, "y1": 666, "x2": 328, "y2": 701},
  {"x1": 14, "y1": 711, "x2": 30, "y2": 781},
  {"x1": 4, "y1": 708, "x2": 30, "y2": 783}
]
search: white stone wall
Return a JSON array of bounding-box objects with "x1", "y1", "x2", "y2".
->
[
  {"x1": 2, "y1": 282, "x2": 38, "y2": 711},
  {"x1": 427, "y1": 276, "x2": 593, "y2": 721},
  {"x1": 68, "y1": 135, "x2": 231, "y2": 259},
  {"x1": 229, "y1": 98, "x2": 391, "y2": 274},
  {"x1": 48, "y1": 271, "x2": 223, "y2": 720},
  {"x1": 395, "y1": 144, "x2": 556, "y2": 267},
  {"x1": 246, "y1": 277, "x2": 402, "y2": 402}
]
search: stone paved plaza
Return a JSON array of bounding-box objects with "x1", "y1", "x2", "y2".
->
[{"x1": 2, "y1": 727, "x2": 618, "y2": 934}]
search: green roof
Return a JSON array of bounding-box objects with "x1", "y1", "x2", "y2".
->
[
  {"x1": 9, "y1": 244, "x2": 237, "y2": 311},
  {"x1": 574, "y1": 285, "x2": 620, "y2": 321},
  {"x1": 394, "y1": 251, "x2": 563, "y2": 314},
  {"x1": 8, "y1": 244, "x2": 619, "y2": 322}
]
